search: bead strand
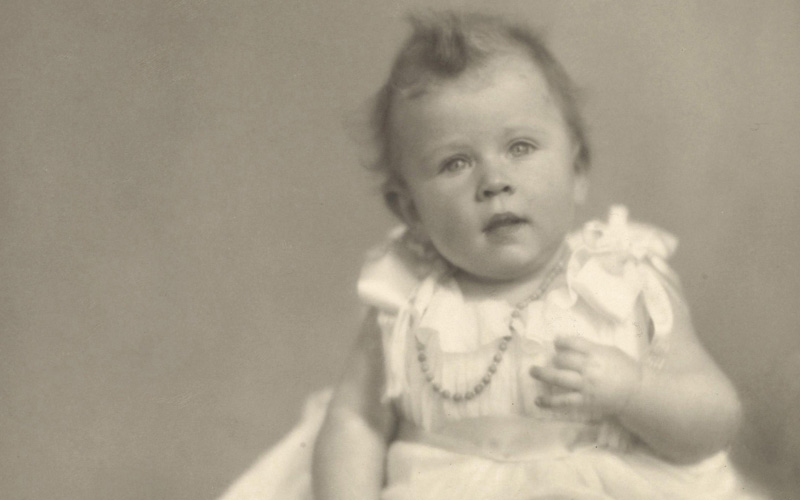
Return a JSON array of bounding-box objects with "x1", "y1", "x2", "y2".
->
[
  {"x1": 416, "y1": 254, "x2": 566, "y2": 402},
  {"x1": 416, "y1": 335, "x2": 512, "y2": 401}
]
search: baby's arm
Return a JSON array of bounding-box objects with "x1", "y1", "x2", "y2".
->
[
  {"x1": 312, "y1": 309, "x2": 397, "y2": 500},
  {"x1": 531, "y1": 280, "x2": 741, "y2": 464},
  {"x1": 616, "y1": 281, "x2": 741, "y2": 462}
]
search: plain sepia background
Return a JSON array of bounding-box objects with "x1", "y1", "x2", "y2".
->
[{"x1": 2, "y1": 0, "x2": 799, "y2": 499}]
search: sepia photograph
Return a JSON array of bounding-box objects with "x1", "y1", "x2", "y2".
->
[{"x1": 2, "y1": 1, "x2": 799, "y2": 499}]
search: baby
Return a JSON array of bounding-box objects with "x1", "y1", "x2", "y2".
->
[
  {"x1": 220, "y1": 10, "x2": 762, "y2": 500},
  {"x1": 311, "y1": 11, "x2": 752, "y2": 500}
]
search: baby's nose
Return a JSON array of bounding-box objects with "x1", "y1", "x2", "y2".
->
[{"x1": 477, "y1": 175, "x2": 515, "y2": 201}]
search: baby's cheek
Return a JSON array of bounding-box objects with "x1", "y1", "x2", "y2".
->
[{"x1": 429, "y1": 220, "x2": 475, "y2": 267}]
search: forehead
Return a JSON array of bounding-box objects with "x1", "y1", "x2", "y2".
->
[
  {"x1": 401, "y1": 52, "x2": 553, "y2": 103},
  {"x1": 389, "y1": 54, "x2": 564, "y2": 143}
]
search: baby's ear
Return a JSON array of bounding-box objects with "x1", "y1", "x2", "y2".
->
[
  {"x1": 386, "y1": 186, "x2": 426, "y2": 234},
  {"x1": 383, "y1": 187, "x2": 405, "y2": 222}
]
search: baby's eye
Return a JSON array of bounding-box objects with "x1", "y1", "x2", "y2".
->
[
  {"x1": 509, "y1": 141, "x2": 537, "y2": 158},
  {"x1": 440, "y1": 156, "x2": 471, "y2": 173}
]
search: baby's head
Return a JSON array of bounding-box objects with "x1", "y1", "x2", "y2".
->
[
  {"x1": 368, "y1": 11, "x2": 590, "y2": 283},
  {"x1": 370, "y1": 11, "x2": 590, "y2": 218}
]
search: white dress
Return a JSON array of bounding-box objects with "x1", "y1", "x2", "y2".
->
[{"x1": 218, "y1": 207, "x2": 765, "y2": 500}]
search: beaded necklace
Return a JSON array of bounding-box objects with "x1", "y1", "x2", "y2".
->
[{"x1": 415, "y1": 253, "x2": 566, "y2": 402}]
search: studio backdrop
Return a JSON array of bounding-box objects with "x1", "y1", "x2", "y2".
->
[{"x1": 2, "y1": 1, "x2": 799, "y2": 499}]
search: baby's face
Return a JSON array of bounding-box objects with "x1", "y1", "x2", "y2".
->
[{"x1": 391, "y1": 54, "x2": 587, "y2": 284}]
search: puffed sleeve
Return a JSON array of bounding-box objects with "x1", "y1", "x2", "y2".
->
[{"x1": 565, "y1": 205, "x2": 679, "y2": 345}]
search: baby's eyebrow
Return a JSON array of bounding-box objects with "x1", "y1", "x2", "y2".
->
[
  {"x1": 501, "y1": 124, "x2": 547, "y2": 137},
  {"x1": 421, "y1": 140, "x2": 473, "y2": 160}
]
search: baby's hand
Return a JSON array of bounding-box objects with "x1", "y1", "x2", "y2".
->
[{"x1": 529, "y1": 336, "x2": 643, "y2": 416}]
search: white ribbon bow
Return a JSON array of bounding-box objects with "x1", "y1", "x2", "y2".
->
[{"x1": 566, "y1": 206, "x2": 678, "y2": 342}]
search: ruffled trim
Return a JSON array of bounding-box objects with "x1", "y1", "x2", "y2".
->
[{"x1": 565, "y1": 205, "x2": 678, "y2": 344}]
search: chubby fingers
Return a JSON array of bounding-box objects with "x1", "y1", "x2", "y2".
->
[
  {"x1": 535, "y1": 391, "x2": 584, "y2": 410},
  {"x1": 553, "y1": 335, "x2": 594, "y2": 354},
  {"x1": 529, "y1": 365, "x2": 583, "y2": 391},
  {"x1": 552, "y1": 350, "x2": 586, "y2": 372}
]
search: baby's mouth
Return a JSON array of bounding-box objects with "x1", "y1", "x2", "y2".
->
[{"x1": 483, "y1": 213, "x2": 529, "y2": 233}]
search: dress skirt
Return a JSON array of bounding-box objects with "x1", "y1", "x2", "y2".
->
[{"x1": 217, "y1": 389, "x2": 765, "y2": 500}]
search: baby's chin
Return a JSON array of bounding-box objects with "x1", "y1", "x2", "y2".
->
[
  {"x1": 434, "y1": 237, "x2": 562, "y2": 284},
  {"x1": 454, "y1": 260, "x2": 550, "y2": 286},
  {"x1": 452, "y1": 261, "x2": 559, "y2": 304},
  {"x1": 449, "y1": 243, "x2": 567, "y2": 288}
]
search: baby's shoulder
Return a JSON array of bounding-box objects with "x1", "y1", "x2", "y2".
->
[{"x1": 357, "y1": 227, "x2": 443, "y2": 313}]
